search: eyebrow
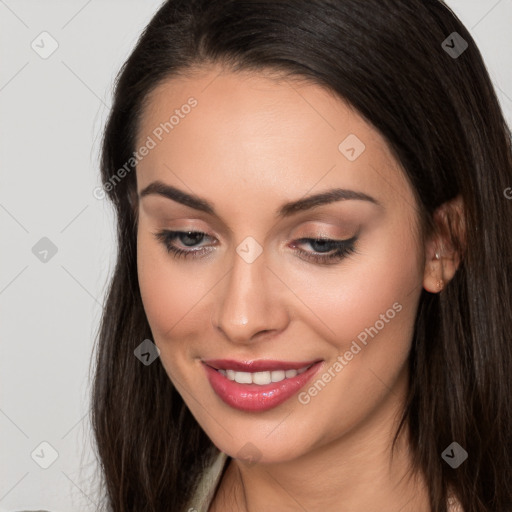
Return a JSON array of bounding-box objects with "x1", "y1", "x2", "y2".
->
[{"x1": 139, "y1": 180, "x2": 383, "y2": 217}]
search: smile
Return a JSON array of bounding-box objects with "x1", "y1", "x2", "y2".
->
[
  {"x1": 218, "y1": 366, "x2": 310, "y2": 385},
  {"x1": 202, "y1": 359, "x2": 324, "y2": 412}
]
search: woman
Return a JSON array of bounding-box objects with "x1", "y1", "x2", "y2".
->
[{"x1": 90, "y1": 0, "x2": 512, "y2": 510}]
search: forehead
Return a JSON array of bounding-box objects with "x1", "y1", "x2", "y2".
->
[
  {"x1": 138, "y1": 65, "x2": 375, "y2": 152},
  {"x1": 135, "y1": 65, "x2": 415, "y2": 217}
]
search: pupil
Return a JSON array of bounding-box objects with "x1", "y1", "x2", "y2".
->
[
  {"x1": 311, "y1": 239, "x2": 332, "y2": 253},
  {"x1": 181, "y1": 232, "x2": 203, "y2": 246}
]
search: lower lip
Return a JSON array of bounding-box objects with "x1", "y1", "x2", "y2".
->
[{"x1": 203, "y1": 361, "x2": 324, "y2": 412}]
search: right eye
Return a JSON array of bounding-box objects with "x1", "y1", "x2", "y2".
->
[{"x1": 153, "y1": 230, "x2": 216, "y2": 259}]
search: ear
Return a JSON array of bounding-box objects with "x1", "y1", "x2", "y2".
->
[{"x1": 423, "y1": 195, "x2": 465, "y2": 293}]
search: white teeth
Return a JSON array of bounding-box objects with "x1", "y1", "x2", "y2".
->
[
  {"x1": 270, "y1": 370, "x2": 285, "y2": 382},
  {"x1": 219, "y1": 365, "x2": 311, "y2": 385},
  {"x1": 253, "y1": 371, "x2": 272, "y2": 385},
  {"x1": 234, "y1": 372, "x2": 252, "y2": 384}
]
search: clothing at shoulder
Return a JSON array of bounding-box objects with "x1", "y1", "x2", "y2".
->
[{"x1": 184, "y1": 450, "x2": 229, "y2": 512}]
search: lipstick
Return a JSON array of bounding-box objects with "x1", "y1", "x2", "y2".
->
[{"x1": 202, "y1": 359, "x2": 324, "y2": 412}]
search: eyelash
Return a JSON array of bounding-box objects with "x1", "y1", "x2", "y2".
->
[{"x1": 153, "y1": 230, "x2": 358, "y2": 265}]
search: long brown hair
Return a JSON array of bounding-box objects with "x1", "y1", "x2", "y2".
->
[{"x1": 91, "y1": 1, "x2": 512, "y2": 510}]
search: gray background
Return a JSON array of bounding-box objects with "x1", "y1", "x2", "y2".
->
[{"x1": 1, "y1": 1, "x2": 511, "y2": 510}]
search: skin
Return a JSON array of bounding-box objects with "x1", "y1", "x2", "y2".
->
[{"x1": 135, "y1": 64, "x2": 461, "y2": 511}]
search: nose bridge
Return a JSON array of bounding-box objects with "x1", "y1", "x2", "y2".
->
[{"x1": 211, "y1": 244, "x2": 288, "y2": 343}]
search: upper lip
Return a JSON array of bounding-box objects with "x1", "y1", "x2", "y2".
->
[{"x1": 202, "y1": 358, "x2": 322, "y2": 372}]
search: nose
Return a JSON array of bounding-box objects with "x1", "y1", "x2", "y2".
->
[{"x1": 210, "y1": 249, "x2": 290, "y2": 345}]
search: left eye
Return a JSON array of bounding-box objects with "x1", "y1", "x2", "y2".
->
[
  {"x1": 291, "y1": 236, "x2": 358, "y2": 264},
  {"x1": 153, "y1": 230, "x2": 358, "y2": 264}
]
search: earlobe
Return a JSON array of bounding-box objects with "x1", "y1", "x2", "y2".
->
[
  {"x1": 423, "y1": 250, "x2": 445, "y2": 293},
  {"x1": 422, "y1": 195, "x2": 465, "y2": 293}
]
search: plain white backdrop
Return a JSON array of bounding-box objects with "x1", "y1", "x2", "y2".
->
[{"x1": 0, "y1": 1, "x2": 511, "y2": 511}]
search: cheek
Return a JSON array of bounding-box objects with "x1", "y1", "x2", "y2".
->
[
  {"x1": 136, "y1": 227, "x2": 211, "y2": 359},
  {"x1": 284, "y1": 227, "x2": 422, "y2": 443},
  {"x1": 280, "y1": 221, "x2": 422, "y2": 353}
]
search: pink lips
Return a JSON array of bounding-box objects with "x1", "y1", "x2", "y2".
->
[{"x1": 202, "y1": 359, "x2": 324, "y2": 412}]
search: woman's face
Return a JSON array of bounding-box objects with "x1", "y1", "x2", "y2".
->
[{"x1": 135, "y1": 65, "x2": 427, "y2": 463}]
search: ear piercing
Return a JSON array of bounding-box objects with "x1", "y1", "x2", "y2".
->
[{"x1": 434, "y1": 252, "x2": 444, "y2": 291}]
